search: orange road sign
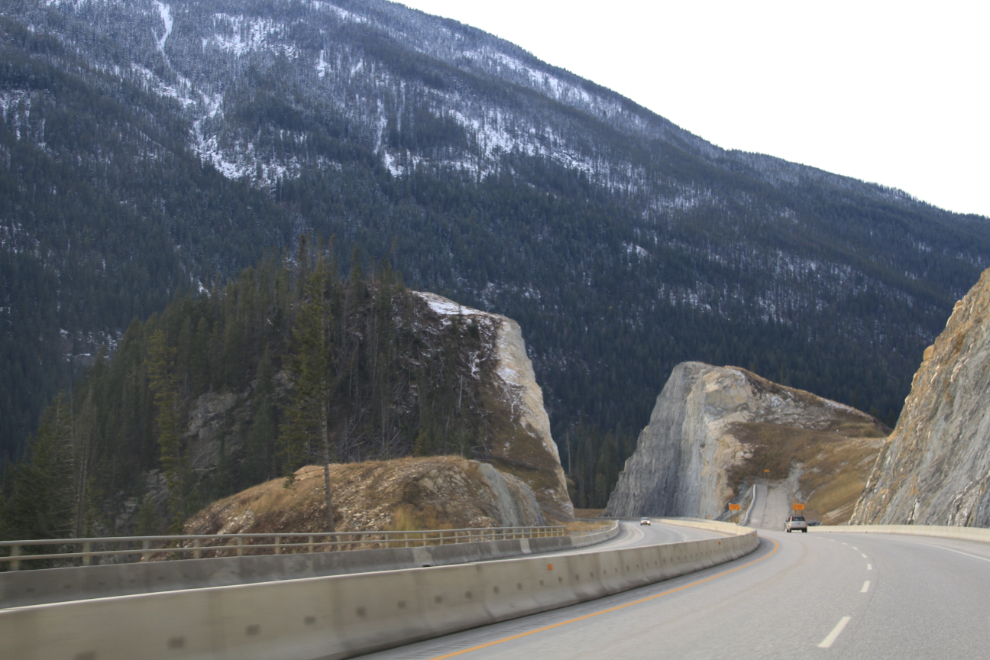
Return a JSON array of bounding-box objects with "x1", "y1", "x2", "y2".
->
[
  {"x1": 792, "y1": 503, "x2": 805, "y2": 510},
  {"x1": 728, "y1": 504, "x2": 741, "y2": 511}
]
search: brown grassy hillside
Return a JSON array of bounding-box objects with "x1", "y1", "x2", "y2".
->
[{"x1": 183, "y1": 456, "x2": 543, "y2": 540}]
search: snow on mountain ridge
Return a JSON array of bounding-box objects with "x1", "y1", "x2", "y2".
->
[
  {"x1": 154, "y1": 1, "x2": 172, "y2": 53},
  {"x1": 205, "y1": 14, "x2": 299, "y2": 58}
]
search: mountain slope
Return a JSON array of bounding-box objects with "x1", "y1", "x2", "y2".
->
[{"x1": 2, "y1": 0, "x2": 989, "y2": 474}]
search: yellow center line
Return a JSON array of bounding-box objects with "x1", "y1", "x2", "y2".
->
[{"x1": 426, "y1": 537, "x2": 780, "y2": 660}]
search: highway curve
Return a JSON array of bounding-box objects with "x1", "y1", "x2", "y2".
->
[
  {"x1": 359, "y1": 530, "x2": 990, "y2": 659},
  {"x1": 545, "y1": 520, "x2": 725, "y2": 557}
]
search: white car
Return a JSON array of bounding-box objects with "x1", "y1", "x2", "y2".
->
[
  {"x1": 640, "y1": 517, "x2": 652, "y2": 526},
  {"x1": 784, "y1": 515, "x2": 808, "y2": 533}
]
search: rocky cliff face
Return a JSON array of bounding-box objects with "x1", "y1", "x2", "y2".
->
[
  {"x1": 414, "y1": 293, "x2": 573, "y2": 521},
  {"x1": 852, "y1": 269, "x2": 990, "y2": 526},
  {"x1": 605, "y1": 362, "x2": 886, "y2": 523}
]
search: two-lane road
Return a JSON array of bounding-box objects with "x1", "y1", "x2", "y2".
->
[{"x1": 360, "y1": 530, "x2": 990, "y2": 659}]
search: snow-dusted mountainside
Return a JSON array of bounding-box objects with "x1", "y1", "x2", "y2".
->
[
  {"x1": 23, "y1": 0, "x2": 913, "y2": 198},
  {"x1": 2, "y1": 0, "x2": 990, "y2": 472}
]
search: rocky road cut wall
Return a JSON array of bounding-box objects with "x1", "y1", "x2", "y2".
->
[
  {"x1": 606, "y1": 361, "x2": 884, "y2": 521},
  {"x1": 852, "y1": 268, "x2": 990, "y2": 526}
]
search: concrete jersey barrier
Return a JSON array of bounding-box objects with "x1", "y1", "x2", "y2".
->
[
  {"x1": 810, "y1": 523, "x2": 990, "y2": 543},
  {"x1": 0, "y1": 525, "x2": 621, "y2": 610},
  {"x1": 1, "y1": 522, "x2": 757, "y2": 660}
]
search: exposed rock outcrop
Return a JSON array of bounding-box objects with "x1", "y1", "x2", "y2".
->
[
  {"x1": 605, "y1": 362, "x2": 886, "y2": 523},
  {"x1": 184, "y1": 456, "x2": 546, "y2": 537},
  {"x1": 415, "y1": 293, "x2": 573, "y2": 521},
  {"x1": 852, "y1": 268, "x2": 990, "y2": 526}
]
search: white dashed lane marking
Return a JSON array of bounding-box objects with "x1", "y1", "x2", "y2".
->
[
  {"x1": 818, "y1": 616, "x2": 851, "y2": 648},
  {"x1": 861, "y1": 581, "x2": 870, "y2": 593}
]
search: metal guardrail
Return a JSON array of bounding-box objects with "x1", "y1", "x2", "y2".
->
[{"x1": 0, "y1": 525, "x2": 593, "y2": 571}]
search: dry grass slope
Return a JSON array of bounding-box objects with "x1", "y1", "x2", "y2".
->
[
  {"x1": 184, "y1": 456, "x2": 531, "y2": 539},
  {"x1": 727, "y1": 419, "x2": 886, "y2": 524},
  {"x1": 719, "y1": 368, "x2": 888, "y2": 524}
]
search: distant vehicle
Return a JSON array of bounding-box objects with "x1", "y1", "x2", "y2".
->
[
  {"x1": 785, "y1": 515, "x2": 808, "y2": 533},
  {"x1": 808, "y1": 520, "x2": 821, "y2": 527},
  {"x1": 640, "y1": 517, "x2": 652, "y2": 526}
]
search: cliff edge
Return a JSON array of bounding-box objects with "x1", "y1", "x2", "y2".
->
[{"x1": 852, "y1": 268, "x2": 990, "y2": 526}]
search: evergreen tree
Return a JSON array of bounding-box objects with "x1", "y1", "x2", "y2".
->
[
  {"x1": 279, "y1": 247, "x2": 338, "y2": 533},
  {"x1": 5, "y1": 394, "x2": 75, "y2": 541},
  {"x1": 243, "y1": 346, "x2": 277, "y2": 484},
  {"x1": 146, "y1": 328, "x2": 185, "y2": 533},
  {"x1": 134, "y1": 494, "x2": 162, "y2": 537}
]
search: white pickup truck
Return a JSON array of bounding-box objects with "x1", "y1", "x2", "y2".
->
[{"x1": 784, "y1": 515, "x2": 808, "y2": 533}]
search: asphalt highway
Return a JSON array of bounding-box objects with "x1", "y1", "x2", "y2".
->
[
  {"x1": 360, "y1": 529, "x2": 990, "y2": 660},
  {"x1": 744, "y1": 482, "x2": 792, "y2": 530},
  {"x1": 542, "y1": 520, "x2": 723, "y2": 557}
]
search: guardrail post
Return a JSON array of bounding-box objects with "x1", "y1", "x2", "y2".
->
[
  {"x1": 10, "y1": 544, "x2": 20, "y2": 571},
  {"x1": 308, "y1": 535, "x2": 314, "y2": 553},
  {"x1": 193, "y1": 538, "x2": 201, "y2": 560},
  {"x1": 275, "y1": 535, "x2": 281, "y2": 555},
  {"x1": 82, "y1": 541, "x2": 92, "y2": 566},
  {"x1": 142, "y1": 539, "x2": 150, "y2": 562},
  {"x1": 236, "y1": 537, "x2": 243, "y2": 557}
]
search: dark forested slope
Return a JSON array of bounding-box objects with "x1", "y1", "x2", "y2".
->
[{"x1": 2, "y1": 0, "x2": 989, "y2": 487}]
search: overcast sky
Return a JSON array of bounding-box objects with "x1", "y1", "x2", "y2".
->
[{"x1": 398, "y1": 1, "x2": 989, "y2": 218}]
